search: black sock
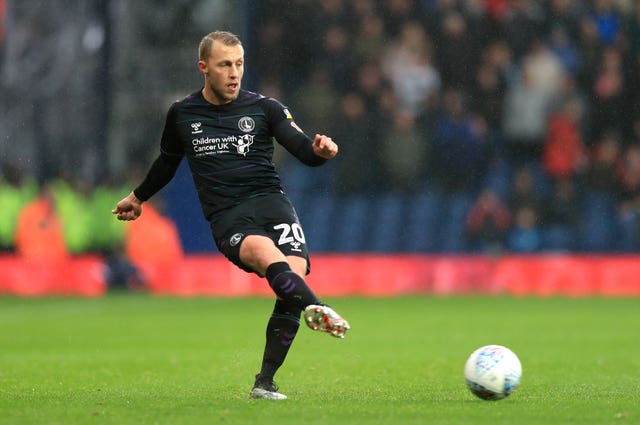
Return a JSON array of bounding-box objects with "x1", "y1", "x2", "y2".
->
[
  {"x1": 258, "y1": 299, "x2": 302, "y2": 382},
  {"x1": 265, "y1": 262, "x2": 320, "y2": 309}
]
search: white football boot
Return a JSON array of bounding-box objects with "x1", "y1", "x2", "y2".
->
[
  {"x1": 249, "y1": 376, "x2": 287, "y2": 400},
  {"x1": 303, "y1": 305, "x2": 350, "y2": 338}
]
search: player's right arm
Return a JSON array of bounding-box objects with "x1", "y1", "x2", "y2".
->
[{"x1": 111, "y1": 191, "x2": 143, "y2": 221}]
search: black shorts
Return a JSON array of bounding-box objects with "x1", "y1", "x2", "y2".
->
[{"x1": 210, "y1": 192, "x2": 310, "y2": 275}]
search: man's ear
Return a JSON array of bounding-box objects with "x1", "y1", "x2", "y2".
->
[{"x1": 197, "y1": 60, "x2": 207, "y2": 74}]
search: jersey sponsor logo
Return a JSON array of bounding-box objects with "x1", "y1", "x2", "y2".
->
[
  {"x1": 191, "y1": 134, "x2": 254, "y2": 157},
  {"x1": 191, "y1": 136, "x2": 230, "y2": 156},
  {"x1": 238, "y1": 116, "x2": 255, "y2": 132},
  {"x1": 283, "y1": 108, "x2": 293, "y2": 119},
  {"x1": 232, "y1": 134, "x2": 254, "y2": 156},
  {"x1": 191, "y1": 122, "x2": 203, "y2": 134},
  {"x1": 230, "y1": 233, "x2": 243, "y2": 247}
]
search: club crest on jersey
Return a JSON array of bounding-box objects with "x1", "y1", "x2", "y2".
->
[
  {"x1": 232, "y1": 134, "x2": 254, "y2": 156},
  {"x1": 238, "y1": 116, "x2": 255, "y2": 132},
  {"x1": 230, "y1": 233, "x2": 243, "y2": 247},
  {"x1": 191, "y1": 122, "x2": 203, "y2": 134}
]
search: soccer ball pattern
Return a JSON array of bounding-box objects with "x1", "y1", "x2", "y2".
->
[{"x1": 464, "y1": 345, "x2": 522, "y2": 400}]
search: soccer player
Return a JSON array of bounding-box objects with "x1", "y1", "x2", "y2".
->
[{"x1": 112, "y1": 31, "x2": 350, "y2": 400}]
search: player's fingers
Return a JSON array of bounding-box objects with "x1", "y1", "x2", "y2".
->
[
  {"x1": 315, "y1": 135, "x2": 331, "y2": 149},
  {"x1": 322, "y1": 138, "x2": 337, "y2": 153},
  {"x1": 329, "y1": 141, "x2": 338, "y2": 155},
  {"x1": 117, "y1": 211, "x2": 131, "y2": 221}
]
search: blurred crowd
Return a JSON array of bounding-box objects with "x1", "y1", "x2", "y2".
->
[
  {"x1": 0, "y1": 163, "x2": 183, "y2": 289},
  {"x1": 3, "y1": 0, "x2": 640, "y2": 254},
  {"x1": 251, "y1": 0, "x2": 640, "y2": 253}
]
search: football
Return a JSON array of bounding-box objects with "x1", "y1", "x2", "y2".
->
[{"x1": 464, "y1": 344, "x2": 522, "y2": 400}]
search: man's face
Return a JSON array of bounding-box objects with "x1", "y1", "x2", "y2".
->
[{"x1": 199, "y1": 41, "x2": 244, "y2": 104}]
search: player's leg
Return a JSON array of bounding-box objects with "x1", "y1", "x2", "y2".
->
[
  {"x1": 253, "y1": 255, "x2": 306, "y2": 389},
  {"x1": 287, "y1": 255, "x2": 350, "y2": 338},
  {"x1": 242, "y1": 236, "x2": 306, "y2": 399},
  {"x1": 242, "y1": 236, "x2": 348, "y2": 399},
  {"x1": 241, "y1": 236, "x2": 350, "y2": 336},
  {"x1": 240, "y1": 235, "x2": 321, "y2": 308},
  {"x1": 250, "y1": 297, "x2": 300, "y2": 400},
  {"x1": 241, "y1": 235, "x2": 350, "y2": 336}
]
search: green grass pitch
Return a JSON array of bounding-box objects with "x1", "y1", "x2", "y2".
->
[{"x1": 0, "y1": 295, "x2": 638, "y2": 424}]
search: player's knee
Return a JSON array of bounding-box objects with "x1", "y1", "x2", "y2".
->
[{"x1": 240, "y1": 235, "x2": 286, "y2": 276}]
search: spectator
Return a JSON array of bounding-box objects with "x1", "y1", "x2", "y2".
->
[
  {"x1": 0, "y1": 164, "x2": 37, "y2": 252},
  {"x1": 382, "y1": 0, "x2": 421, "y2": 37},
  {"x1": 543, "y1": 97, "x2": 587, "y2": 181},
  {"x1": 15, "y1": 183, "x2": 68, "y2": 261},
  {"x1": 590, "y1": 46, "x2": 626, "y2": 140},
  {"x1": 591, "y1": 0, "x2": 623, "y2": 47},
  {"x1": 50, "y1": 175, "x2": 93, "y2": 254},
  {"x1": 615, "y1": 143, "x2": 640, "y2": 251},
  {"x1": 523, "y1": 35, "x2": 566, "y2": 100},
  {"x1": 508, "y1": 165, "x2": 544, "y2": 224},
  {"x1": 502, "y1": 66, "x2": 552, "y2": 164},
  {"x1": 291, "y1": 67, "x2": 338, "y2": 145},
  {"x1": 465, "y1": 189, "x2": 511, "y2": 253},
  {"x1": 431, "y1": 88, "x2": 490, "y2": 193},
  {"x1": 333, "y1": 92, "x2": 382, "y2": 195},
  {"x1": 585, "y1": 130, "x2": 621, "y2": 192},
  {"x1": 90, "y1": 179, "x2": 128, "y2": 255},
  {"x1": 498, "y1": 0, "x2": 546, "y2": 61},
  {"x1": 507, "y1": 205, "x2": 543, "y2": 252},
  {"x1": 544, "y1": 0, "x2": 584, "y2": 42},
  {"x1": 352, "y1": 13, "x2": 387, "y2": 64},
  {"x1": 381, "y1": 21, "x2": 441, "y2": 117},
  {"x1": 483, "y1": 39, "x2": 518, "y2": 87},
  {"x1": 380, "y1": 108, "x2": 428, "y2": 193},
  {"x1": 354, "y1": 60, "x2": 386, "y2": 111},
  {"x1": 540, "y1": 177, "x2": 582, "y2": 251},
  {"x1": 318, "y1": 24, "x2": 355, "y2": 92},
  {"x1": 471, "y1": 61, "x2": 507, "y2": 133},
  {"x1": 547, "y1": 25, "x2": 581, "y2": 77},
  {"x1": 125, "y1": 197, "x2": 183, "y2": 264},
  {"x1": 434, "y1": 9, "x2": 481, "y2": 91},
  {"x1": 577, "y1": 14, "x2": 604, "y2": 92}
]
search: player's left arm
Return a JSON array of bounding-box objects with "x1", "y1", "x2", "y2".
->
[
  {"x1": 274, "y1": 122, "x2": 339, "y2": 166},
  {"x1": 265, "y1": 99, "x2": 338, "y2": 166}
]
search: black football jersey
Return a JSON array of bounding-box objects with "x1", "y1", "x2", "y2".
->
[{"x1": 159, "y1": 89, "x2": 306, "y2": 220}]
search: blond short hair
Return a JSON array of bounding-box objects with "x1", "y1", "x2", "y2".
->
[{"x1": 198, "y1": 31, "x2": 242, "y2": 60}]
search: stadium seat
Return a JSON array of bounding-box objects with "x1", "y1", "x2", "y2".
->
[
  {"x1": 403, "y1": 192, "x2": 442, "y2": 252},
  {"x1": 367, "y1": 194, "x2": 407, "y2": 252},
  {"x1": 439, "y1": 193, "x2": 474, "y2": 253},
  {"x1": 326, "y1": 195, "x2": 371, "y2": 252},
  {"x1": 297, "y1": 193, "x2": 335, "y2": 252},
  {"x1": 580, "y1": 192, "x2": 617, "y2": 252},
  {"x1": 542, "y1": 225, "x2": 577, "y2": 252}
]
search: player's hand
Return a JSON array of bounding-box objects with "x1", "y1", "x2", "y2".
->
[
  {"x1": 312, "y1": 134, "x2": 338, "y2": 159},
  {"x1": 111, "y1": 192, "x2": 143, "y2": 221}
]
